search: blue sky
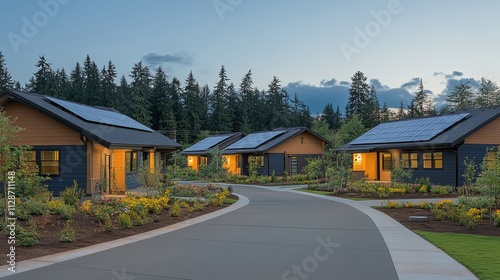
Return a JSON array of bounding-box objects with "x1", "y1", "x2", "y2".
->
[{"x1": 2, "y1": 0, "x2": 500, "y2": 113}]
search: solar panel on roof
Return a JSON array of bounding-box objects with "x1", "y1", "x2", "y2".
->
[
  {"x1": 226, "y1": 130, "x2": 286, "y2": 149},
  {"x1": 46, "y1": 96, "x2": 153, "y2": 132},
  {"x1": 350, "y1": 113, "x2": 469, "y2": 145},
  {"x1": 183, "y1": 135, "x2": 235, "y2": 152}
]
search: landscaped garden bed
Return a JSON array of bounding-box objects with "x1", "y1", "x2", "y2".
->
[{"x1": 0, "y1": 184, "x2": 236, "y2": 262}]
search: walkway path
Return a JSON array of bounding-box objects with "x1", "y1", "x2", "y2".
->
[{"x1": 0, "y1": 184, "x2": 476, "y2": 279}]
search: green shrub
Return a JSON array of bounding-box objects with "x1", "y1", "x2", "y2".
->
[
  {"x1": 61, "y1": 180, "x2": 85, "y2": 206},
  {"x1": 170, "y1": 200, "x2": 181, "y2": 217},
  {"x1": 129, "y1": 209, "x2": 148, "y2": 226},
  {"x1": 56, "y1": 204, "x2": 76, "y2": 219},
  {"x1": 60, "y1": 220, "x2": 76, "y2": 242},
  {"x1": 25, "y1": 199, "x2": 47, "y2": 215},
  {"x1": 15, "y1": 201, "x2": 30, "y2": 221},
  {"x1": 17, "y1": 220, "x2": 39, "y2": 247},
  {"x1": 102, "y1": 216, "x2": 115, "y2": 232},
  {"x1": 92, "y1": 205, "x2": 115, "y2": 222},
  {"x1": 193, "y1": 200, "x2": 205, "y2": 211},
  {"x1": 118, "y1": 212, "x2": 132, "y2": 229},
  {"x1": 430, "y1": 185, "x2": 453, "y2": 195}
]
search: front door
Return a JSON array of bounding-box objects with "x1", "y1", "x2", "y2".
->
[{"x1": 379, "y1": 152, "x2": 392, "y2": 181}]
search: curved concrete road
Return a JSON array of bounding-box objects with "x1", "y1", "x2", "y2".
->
[{"x1": 0, "y1": 185, "x2": 475, "y2": 279}]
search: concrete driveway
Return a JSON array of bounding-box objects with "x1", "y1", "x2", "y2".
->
[{"x1": 1, "y1": 184, "x2": 401, "y2": 280}]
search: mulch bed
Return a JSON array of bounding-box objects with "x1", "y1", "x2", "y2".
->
[
  {"x1": 332, "y1": 192, "x2": 459, "y2": 200},
  {"x1": 377, "y1": 207, "x2": 500, "y2": 236},
  {"x1": 0, "y1": 196, "x2": 237, "y2": 263}
]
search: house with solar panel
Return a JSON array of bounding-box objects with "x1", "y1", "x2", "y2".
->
[
  {"x1": 342, "y1": 106, "x2": 500, "y2": 186},
  {"x1": 0, "y1": 89, "x2": 181, "y2": 195},
  {"x1": 179, "y1": 133, "x2": 243, "y2": 172},
  {"x1": 222, "y1": 127, "x2": 328, "y2": 176}
]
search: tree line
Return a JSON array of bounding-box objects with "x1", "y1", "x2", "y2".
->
[{"x1": 1, "y1": 52, "x2": 499, "y2": 146}]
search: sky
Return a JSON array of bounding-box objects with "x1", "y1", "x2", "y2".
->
[{"x1": 2, "y1": 0, "x2": 500, "y2": 113}]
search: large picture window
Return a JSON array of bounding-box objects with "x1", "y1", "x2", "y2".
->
[
  {"x1": 40, "y1": 150, "x2": 60, "y2": 175},
  {"x1": 401, "y1": 152, "x2": 418, "y2": 169},
  {"x1": 423, "y1": 152, "x2": 443, "y2": 169}
]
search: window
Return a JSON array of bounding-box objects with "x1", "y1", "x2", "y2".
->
[
  {"x1": 401, "y1": 152, "x2": 418, "y2": 169},
  {"x1": 485, "y1": 151, "x2": 496, "y2": 169},
  {"x1": 249, "y1": 155, "x2": 264, "y2": 167},
  {"x1": 423, "y1": 152, "x2": 443, "y2": 169},
  {"x1": 24, "y1": 151, "x2": 37, "y2": 170},
  {"x1": 291, "y1": 156, "x2": 298, "y2": 174},
  {"x1": 40, "y1": 150, "x2": 60, "y2": 175},
  {"x1": 382, "y1": 153, "x2": 392, "y2": 170},
  {"x1": 200, "y1": 156, "x2": 208, "y2": 166},
  {"x1": 125, "y1": 151, "x2": 138, "y2": 172}
]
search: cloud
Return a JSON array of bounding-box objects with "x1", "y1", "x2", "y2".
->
[
  {"x1": 400, "y1": 77, "x2": 421, "y2": 89},
  {"x1": 142, "y1": 52, "x2": 193, "y2": 67},
  {"x1": 320, "y1": 78, "x2": 337, "y2": 87},
  {"x1": 433, "y1": 75, "x2": 481, "y2": 108},
  {"x1": 370, "y1": 78, "x2": 390, "y2": 91},
  {"x1": 433, "y1": 71, "x2": 464, "y2": 80}
]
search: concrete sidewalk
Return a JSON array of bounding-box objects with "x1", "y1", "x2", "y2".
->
[{"x1": 288, "y1": 189, "x2": 477, "y2": 280}]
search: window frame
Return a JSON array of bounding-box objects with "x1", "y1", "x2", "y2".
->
[
  {"x1": 125, "y1": 151, "x2": 138, "y2": 173},
  {"x1": 401, "y1": 152, "x2": 419, "y2": 169},
  {"x1": 249, "y1": 155, "x2": 265, "y2": 167},
  {"x1": 423, "y1": 152, "x2": 443, "y2": 169},
  {"x1": 39, "y1": 150, "x2": 60, "y2": 176},
  {"x1": 382, "y1": 153, "x2": 392, "y2": 171}
]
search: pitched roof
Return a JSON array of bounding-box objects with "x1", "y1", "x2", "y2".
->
[
  {"x1": 180, "y1": 133, "x2": 242, "y2": 155},
  {"x1": 0, "y1": 89, "x2": 181, "y2": 150},
  {"x1": 222, "y1": 127, "x2": 328, "y2": 154},
  {"x1": 342, "y1": 106, "x2": 500, "y2": 152}
]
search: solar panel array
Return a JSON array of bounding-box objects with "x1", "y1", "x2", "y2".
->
[
  {"x1": 46, "y1": 97, "x2": 153, "y2": 132},
  {"x1": 350, "y1": 113, "x2": 470, "y2": 145},
  {"x1": 226, "y1": 130, "x2": 286, "y2": 149},
  {"x1": 183, "y1": 134, "x2": 235, "y2": 152}
]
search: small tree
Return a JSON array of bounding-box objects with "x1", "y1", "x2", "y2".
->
[
  {"x1": 137, "y1": 160, "x2": 164, "y2": 196},
  {"x1": 327, "y1": 151, "x2": 354, "y2": 193},
  {"x1": 302, "y1": 157, "x2": 323, "y2": 181},
  {"x1": 391, "y1": 159, "x2": 413, "y2": 185},
  {"x1": 461, "y1": 157, "x2": 478, "y2": 202},
  {"x1": 248, "y1": 156, "x2": 260, "y2": 180},
  {"x1": 476, "y1": 146, "x2": 500, "y2": 222},
  {"x1": 199, "y1": 148, "x2": 227, "y2": 182}
]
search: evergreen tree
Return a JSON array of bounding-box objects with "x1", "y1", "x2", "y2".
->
[
  {"x1": 183, "y1": 71, "x2": 203, "y2": 131},
  {"x1": 210, "y1": 65, "x2": 230, "y2": 132},
  {"x1": 100, "y1": 60, "x2": 117, "y2": 108},
  {"x1": 69, "y1": 62, "x2": 84, "y2": 102},
  {"x1": 346, "y1": 71, "x2": 370, "y2": 122},
  {"x1": 332, "y1": 105, "x2": 342, "y2": 130},
  {"x1": 322, "y1": 103, "x2": 336, "y2": 130},
  {"x1": 0, "y1": 52, "x2": 14, "y2": 91},
  {"x1": 397, "y1": 100, "x2": 406, "y2": 120},
  {"x1": 239, "y1": 70, "x2": 254, "y2": 133},
  {"x1": 266, "y1": 76, "x2": 289, "y2": 128},
  {"x1": 53, "y1": 68, "x2": 70, "y2": 99},
  {"x1": 476, "y1": 77, "x2": 499, "y2": 107},
  {"x1": 365, "y1": 85, "x2": 380, "y2": 128},
  {"x1": 446, "y1": 81, "x2": 475, "y2": 110},
  {"x1": 226, "y1": 82, "x2": 241, "y2": 132},
  {"x1": 82, "y1": 55, "x2": 100, "y2": 105},
  {"x1": 116, "y1": 75, "x2": 130, "y2": 113},
  {"x1": 410, "y1": 79, "x2": 434, "y2": 117},
  {"x1": 169, "y1": 77, "x2": 183, "y2": 129},
  {"x1": 380, "y1": 102, "x2": 391, "y2": 122},
  {"x1": 150, "y1": 66, "x2": 170, "y2": 130},
  {"x1": 199, "y1": 84, "x2": 211, "y2": 130},
  {"x1": 129, "y1": 61, "x2": 152, "y2": 126},
  {"x1": 27, "y1": 55, "x2": 56, "y2": 95}
]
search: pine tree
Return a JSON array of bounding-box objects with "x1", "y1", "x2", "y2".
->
[
  {"x1": 53, "y1": 68, "x2": 70, "y2": 99},
  {"x1": 266, "y1": 76, "x2": 289, "y2": 128},
  {"x1": 226, "y1": 82, "x2": 241, "y2": 132},
  {"x1": 150, "y1": 66, "x2": 170, "y2": 130},
  {"x1": 116, "y1": 75, "x2": 130, "y2": 113},
  {"x1": 410, "y1": 79, "x2": 434, "y2": 117},
  {"x1": 183, "y1": 71, "x2": 203, "y2": 131},
  {"x1": 239, "y1": 70, "x2": 254, "y2": 133},
  {"x1": 365, "y1": 85, "x2": 380, "y2": 128},
  {"x1": 69, "y1": 62, "x2": 84, "y2": 102},
  {"x1": 0, "y1": 52, "x2": 14, "y2": 91},
  {"x1": 169, "y1": 77, "x2": 183, "y2": 129},
  {"x1": 380, "y1": 102, "x2": 391, "y2": 122},
  {"x1": 346, "y1": 71, "x2": 370, "y2": 122},
  {"x1": 82, "y1": 55, "x2": 100, "y2": 105},
  {"x1": 210, "y1": 65, "x2": 230, "y2": 132},
  {"x1": 476, "y1": 78, "x2": 499, "y2": 107},
  {"x1": 129, "y1": 61, "x2": 152, "y2": 126},
  {"x1": 322, "y1": 103, "x2": 336, "y2": 130},
  {"x1": 333, "y1": 105, "x2": 342, "y2": 130},
  {"x1": 100, "y1": 60, "x2": 117, "y2": 108},
  {"x1": 199, "y1": 84, "x2": 211, "y2": 130},
  {"x1": 446, "y1": 81, "x2": 475, "y2": 110},
  {"x1": 27, "y1": 55, "x2": 56, "y2": 95},
  {"x1": 397, "y1": 100, "x2": 406, "y2": 120}
]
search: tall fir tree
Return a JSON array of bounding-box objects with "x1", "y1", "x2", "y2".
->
[
  {"x1": 82, "y1": 55, "x2": 101, "y2": 105},
  {"x1": 332, "y1": 105, "x2": 342, "y2": 130},
  {"x1": 0, "y1": 52, "x2": 14, "y2": 91},
  {"x1": 115, "y1": 75, "x2": 130, "y2": 113},
  {"x1": 239, "y1": 70, "x2": 254, "y2": 133},
  {"x1": 53, "y1": 68, "x2": 70, "y2": 99},
  {"x1": 446, "y1": 81, "x2": 475, "y2": 110},
  {"x1": 346, "y1": 71, "x2": 370, "y2": 123},
  {"x1": 183, "y1": 71, "x2": 203, "y2": 132},
  {"x1": 397, "y1": 100, "x2": 406, "y2": 120},
  {"x1": 380, "y1": 102, "x2": 391, "y2": 122},
  {"x1": 410, "y1": 79, "x2": 434, "y2": 117},
  {"x1": 150, "y1": 66, "x2": 170, "y2": 130},
  {"x1": 129, "y1": 61, "x2": 152, "y2": 126},
  {"x1": 210, "y1": 65, "x2": 230, "y2": 132},
  {"x1": 322, "y1": 103, "x2": 336, "y2": 130},
  {"x1": 100, "y1": 60, "x2": 117, "y2": 108},
  {"x1": 69, "y1": 62, "x2": 84, "y2": 102},
  {"x1": 365, "y1": 85, "x2": 380, "y2": 128},
  {"x1": 226, "y1": 82, "x2": 241, "y2": 132},
  {"x1": 168, "y1": 77, "x2": 183, "y2": 129},
  {"x1": 266, "y1": 76, "x2": 289, "y2": 128},
  {"x1": 199, "y1": 84, "x2": 211, "y2": 130},
  {"x1": 27, "y1": 55, "x2": 56, "y2": 96}
]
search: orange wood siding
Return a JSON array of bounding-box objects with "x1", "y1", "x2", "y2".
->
[
  {"x1": 3, "y1": 101, "x2": 83, "y2": 146},
  {"x1": 464, "y1": 117, "x2": 500, "y2": 144},
  {"x1": 112, "y1": 149, "x2": 126, "y2": 193},
  {"x1": 223, "y1": 155, "x2": 238, "y2": 174},
  {"x1": 267, "y1": 131, "x2": 325, "y2": 154},
  {"x1": 187, "y1": 156, "x2": 199, "y2": 171}
]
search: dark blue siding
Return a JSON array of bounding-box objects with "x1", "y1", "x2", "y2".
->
[
  {"x1": 267, "y1": 154, "x2": 285, "y2": 175},
  {"x1": 34, "y1": 145, "x2": 87, "y2": 195},
  {"x1": 457, "y1": 144, "x2": 497, "y2": 186},
  {"x1": 405, "y1": 149, "x2": 457, "y2": 186}
]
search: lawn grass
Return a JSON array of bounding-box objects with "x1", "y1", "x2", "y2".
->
[
  {"x1": 224, "y1": 197, "x2": 238, "y2": 204},
  {"x1": 415, "y1": 230, "x2": 500, "y2": 280},
  {"x1": 297, "y1": 188, "x2": 332, "y2": 195}
]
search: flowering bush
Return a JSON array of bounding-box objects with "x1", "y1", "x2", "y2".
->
[
  {"x1": 80, "y1": 200, "x2": 92, "y2": 214},
  {"x1": 493, "y1": 210, "x2": 500, "y2": 227},
  {"x1": 404, "y1": 202, "x2": 414, "y2": 208},
  {"x1": 418, "y1": 201, "x2": 432, "y2": 209}
]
